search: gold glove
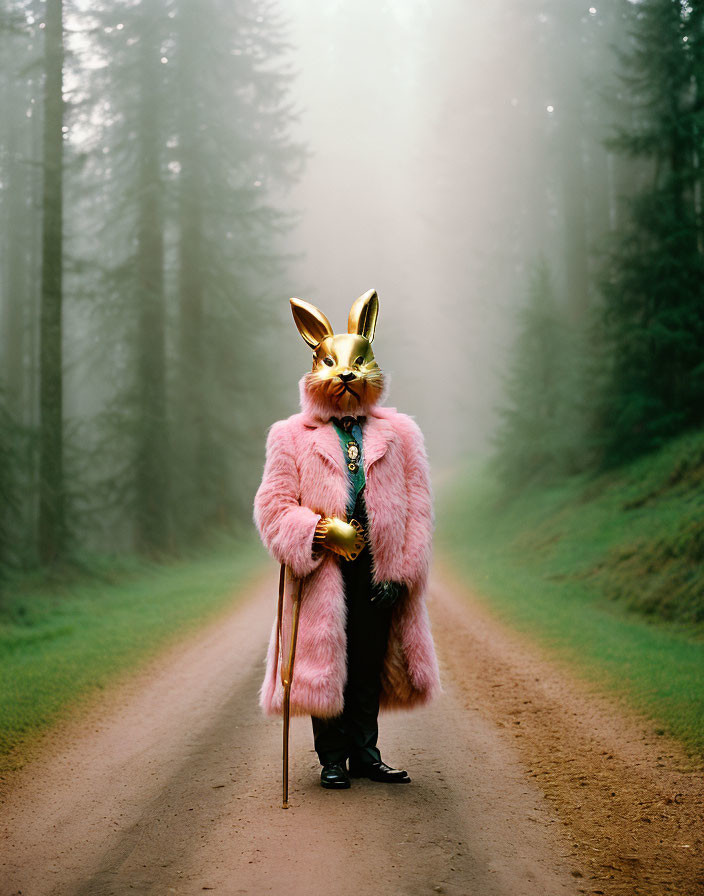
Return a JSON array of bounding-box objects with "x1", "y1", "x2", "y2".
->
[{"x1": 313, "y1": 516, "x2": 365, "y2": 561}]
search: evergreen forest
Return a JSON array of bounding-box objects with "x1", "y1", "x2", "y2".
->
[
  {"x1": 493, "y1": 0, "x2": 704, "y2": 484},
  {"x1": 0, "y1": 0, "x2": 303, "y2": 573},
  {"x1": 0, "y1": 0, "x2": 702, "y2": 584}
]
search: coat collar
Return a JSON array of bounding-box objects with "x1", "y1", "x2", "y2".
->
[
  {"x1": 300, "y1": 372, "x2": 398, "y2": 475},
  {"x1": 301, "y1": 401, "x2": 397, "y2": 474}
]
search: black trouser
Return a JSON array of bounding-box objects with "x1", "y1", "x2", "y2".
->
[{"x1": 311, "y1": 536, "x2": 394, "y2": 767}]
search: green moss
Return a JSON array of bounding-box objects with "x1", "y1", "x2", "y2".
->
[
  {"x1": 598, "y1": 514, "x2": 704, "y2": 624},
  {"x1": 0, "y1": 536, "x2": 267, "y2": 770},
  {"x1": 438, "y1": 427, "x2": 704, "y2": 755}
]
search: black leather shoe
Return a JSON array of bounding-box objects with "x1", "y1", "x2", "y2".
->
[
  {"x1": 320, "y1": 762, "x2": 351, "y2": 789},
  {"x1": 348, "y1": 760, "x2": 411, "y2": 783}
]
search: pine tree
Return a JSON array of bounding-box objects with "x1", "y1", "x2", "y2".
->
[
  {"x1": 59, "y1": 0, "x2": 175, "y2": 555},
  {"x1": 492, "y1": 259, "x2": 578, "y2": 486},
  {"x1": 37, "y1": 0, "x2": 65, "y2": 563},
  {"x1": 71, "y1": 0, "x2": 304, "y2": 552},
  {"x1": 600, "y1": 0, "x2": 704, "y2": 461},
  {"x1": 168, "y1": 0, "x2": 304, "y2": 540},
  {"x1": 133, "y1": 0, "x2": 170, "y2": 551},
  {"x1": 0, "y1": 1, "x2": 59, "y2": 569}
]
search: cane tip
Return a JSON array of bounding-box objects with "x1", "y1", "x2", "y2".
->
[{"x1": 282, "y1": 800, "x2": 289, "y2": 809}]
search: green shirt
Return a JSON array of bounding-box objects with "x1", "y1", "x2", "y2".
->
[{"x1": 331, "y1": 417, "x2": 365, "y2": 520}]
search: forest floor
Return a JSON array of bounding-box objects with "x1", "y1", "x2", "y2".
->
[{"x1": 1, "y1": 563, "x2": 702, "y2": 896}]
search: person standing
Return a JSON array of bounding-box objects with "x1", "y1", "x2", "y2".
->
[{"x1": 253, "y1": 289, "x2": 441, "y2": 789}]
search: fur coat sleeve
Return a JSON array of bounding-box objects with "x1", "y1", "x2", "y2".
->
[
  {"x1": 396, "y1": 416, "x2": 434, "y2": 593},
  {"x1": 252, "y1": 420, "x2": 324, "y2": 580}
]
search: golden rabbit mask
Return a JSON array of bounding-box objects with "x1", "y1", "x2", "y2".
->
[{"x1": 291, "y1": 289, "x2": 385, "y2": 415}]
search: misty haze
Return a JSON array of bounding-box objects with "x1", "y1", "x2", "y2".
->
[{"x1": 1, "y1": 2, "x2": 702, "y2": 895}]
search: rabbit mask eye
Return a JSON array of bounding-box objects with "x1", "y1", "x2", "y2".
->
[
  {"x1": 354, "y1": 356, "x2": 365, "y2": 366},
  {"x1": 323, "y1": 357, "x2": 334, "y2": 367}
]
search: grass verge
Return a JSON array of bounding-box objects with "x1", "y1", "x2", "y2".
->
[
  {"x1": 437, "y1": 430, "x2": 704, "y2": 756},
  {"x1": 0, "y1": 535, "x2": 266, "y2": 771}
]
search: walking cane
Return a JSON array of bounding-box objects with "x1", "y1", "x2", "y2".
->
[{"x1": 275, "y1": 562, "x2": 304, "y2": 809}]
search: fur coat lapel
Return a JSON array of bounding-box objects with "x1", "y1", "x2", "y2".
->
[{"x1": 302, "y1": 408, "x2": 398, "y2": 476}]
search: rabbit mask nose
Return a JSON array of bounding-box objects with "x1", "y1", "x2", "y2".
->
[{"x1": 339, "y1": 370, "x2": 356, "y2": 383}]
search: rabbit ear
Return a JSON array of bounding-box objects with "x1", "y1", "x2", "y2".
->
[
  {"x1": 348, "y1": 289, "x2": 379, "y2": 342},
  {"x1": 290, "y1": 298, "x2": 334, "y2": 349}
]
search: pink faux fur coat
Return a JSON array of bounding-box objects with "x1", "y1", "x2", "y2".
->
[{"x1": 253, "y1": 377, "x2": 441, "y2": 718}]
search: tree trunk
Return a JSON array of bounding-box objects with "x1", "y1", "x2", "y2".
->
[
  {"x1": 553, "y1": 0, "x2": 590, "y2": 322},
  {"x1": 134, "y1": 2, "x2": 169, "y2": 553},
  {"x1": 176, "y1": 1, "x2": 209, "y2": 538},
  {"x1": 2, "y1": 107, "x2": 28, "y2": 422},
  {"x1": 38, "y1": 0, "x2": 64, "y2": 564}
]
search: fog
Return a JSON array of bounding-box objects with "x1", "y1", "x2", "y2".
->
[
  {"x1": 3, "y1": 0, "x2": 696, "y2": 563},
  {"x1": 281, "y1": 0, "x2": 593, "y2": 461}
]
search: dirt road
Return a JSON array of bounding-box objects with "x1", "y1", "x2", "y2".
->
[{"x1": 1, "y1": 564, "x2": 702, "y2": 896}]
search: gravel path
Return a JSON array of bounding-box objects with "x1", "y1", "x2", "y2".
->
[{"x1": 1, "y1": 564, "x2": 701, "y2": 896}]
